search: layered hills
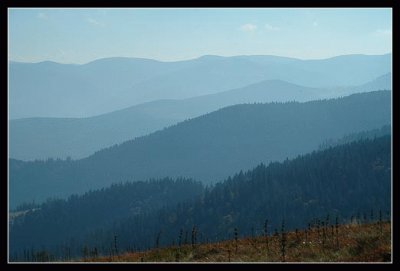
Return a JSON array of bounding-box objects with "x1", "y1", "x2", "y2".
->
[
  {"x1": 9, "y1": 91, "x2": 391, "y2": 208},
  {"x1": 9, "y1": 54, "x2": 391, "y2": 119}
]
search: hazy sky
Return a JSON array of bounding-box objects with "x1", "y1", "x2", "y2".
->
[{"x1": 8, "y1": 8, "x2": 392, "y2": 64}]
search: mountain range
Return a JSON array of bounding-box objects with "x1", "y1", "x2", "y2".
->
[
  {"x1": 9, "y1": 73, "x2": 391, "y2": 161},
  {"x1": 9, "y1": 91, "x2": 391, "y2": 208},
  {"x1": 8, "y1": 52, "x2": 393, "y2": 262},
  {"x1": 9, "y1": 54, "x2": 391, "y2": 119}
]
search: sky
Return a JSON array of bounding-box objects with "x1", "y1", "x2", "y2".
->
[{"x1": 8, "y1": 8, "x2": 392, "y2": 64}]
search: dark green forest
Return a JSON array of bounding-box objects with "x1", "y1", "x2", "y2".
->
[
  {"x1": 9, "y1": 91, "x2": 391, "y2": 208},
  {"x1": 9, "y1": 135, "x2": 391, "y2": 261},
  {"x1": 10, "y1": 179, "x2": 203, "y2": 258},
  {"x1": 318, "y1": 125, "x2": 391, "y2": 150}
]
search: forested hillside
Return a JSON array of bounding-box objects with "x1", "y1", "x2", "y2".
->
[
  {"x1": 9, "y1": 135, "x2": 391, "y2": 260},
  {"x1": 318, "y1": 125, "x2": 391, "y2": 150},
  {"x1": 10, "y1": 179, "x2": 204, "y2": 258}
]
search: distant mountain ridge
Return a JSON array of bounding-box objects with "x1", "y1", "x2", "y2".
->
[
  {"x1": 9, "y1": 53, "x2": 391, "y2": 119},
  {"x1": 9, "y1": 74, "x2": 391, "y2": 161},
  {"x1": 9, "y1": 91, "x2": 391, "y2": 208}
]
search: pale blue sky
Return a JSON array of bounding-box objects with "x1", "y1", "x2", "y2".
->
[{"x1": 8, "y1": 8, "x2": 392, "y2": 64}]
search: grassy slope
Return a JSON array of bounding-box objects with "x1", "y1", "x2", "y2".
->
[{"x1": 82, "y1": 221, "x2": 391, "y2": 263}]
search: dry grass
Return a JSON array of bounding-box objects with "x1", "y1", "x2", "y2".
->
[{"x1": 81, "y1": 221, "x2": 391, "y2": 263}]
